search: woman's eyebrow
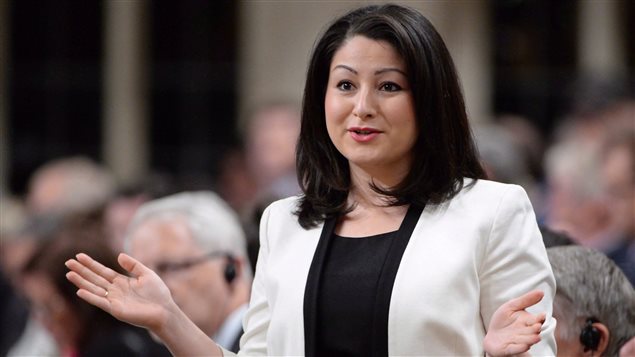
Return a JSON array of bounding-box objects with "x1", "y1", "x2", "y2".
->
[
  {"x1": 332, "y1": 64, "x2": 357, "y2": 74},
  {"x1": 375, "y1": 67, "x2": 407, "y2": 76},
  {"x1": 331, "y1": 64, "x2": 406, "y2": 77}
]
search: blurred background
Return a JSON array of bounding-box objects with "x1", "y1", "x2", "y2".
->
[
  {"x1": 0, "y1": 1, "x2": 633, "y2": 356},
  {"x1": 1, "y1": 0, "x2": 632, "y2": 196}
]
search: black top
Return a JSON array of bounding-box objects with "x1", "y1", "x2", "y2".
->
[
  {"x1": 315, "y1": 231, "x2": 396, "y2": 356},
  {"x1": 303, "y1": 204, "x2": 424, "y2": 357}
]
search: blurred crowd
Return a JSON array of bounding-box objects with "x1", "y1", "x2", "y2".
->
[
  {"x1": 1, "y1": 86, "x2": 634, "y2": 356},
  {"x1": 0, "y1": 102, "x2": 301, "y2": 357},
  {"x1": 474, "y1": 95, "x2": 635, "y2": 284}
]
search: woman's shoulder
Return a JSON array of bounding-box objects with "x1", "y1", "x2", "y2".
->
[
  {"x1": 430, "y1": 179, "x2": 538, "y2": 236},
  {"x1": 461, "y1": 178, "x2": 528, "y2": 198},
  {"x1": 259, "y1": 195, "x2": 321, "y2": 240},
  {"x1": 265, "y1": 195, "x2": 302, "y2": 212},
  {"x1": 452, "y1": 179, "x2": 532, "y2": 210},
  {"x1": 260, "y1": 195, "x2": 303, "y2": 224}
]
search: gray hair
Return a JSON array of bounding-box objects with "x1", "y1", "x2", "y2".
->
[
  {"x1": 472, "y1": 124, "x2": 530, "y2": 185},
  {"x1": 28, "y1": 156, "x2": 116, "y2": 215},
  {"x1": 548, "y1": 246, "x2": 635, "y2": 356},
  {"x1": 123, "y1": 191, "x2": 251, "y2": 277},
  {"x1": 544, "y1": 140, "x2": 604, "y2": 200}
]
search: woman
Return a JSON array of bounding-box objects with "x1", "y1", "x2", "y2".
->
[{"x1": 66, "y1": 4, "x2": 555, "y2": 356}]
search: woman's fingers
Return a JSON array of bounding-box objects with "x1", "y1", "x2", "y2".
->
[
  {"x1": 513, "y1": 312, "x2": 545, "y2": 329},
  {"x1": 528, "y1": 313, "x2": 545, "y2": 329},
  {"x1": 500, "y1": 332, "x2": 541, "y2": 355},
  {"x1": 65, "y1": 270, "x2": 108, "y2": 298},
  {"x1": 65, "y1": 258, "x2": 112, "y2": 293},
  {"x1": 65, "y1": 262, "x2": 113, "y2": 313},
  {"x1": 505, "y1": 290, "x2": 544, "y2": 312},
  {"x1": 76, "y1": 288, "x2": 111, "y2": 312},
  {"x1": 76, "y1": 253, "x2": 120, "y2": 282},
  {"x1": 65, "y1": 253, "x2": 131, "y2": 310},
  {"x1": 67, "y1": 251, "x2": 173, "y2": 330},
  {"x1": 511, "y1": 331, "x2": 541, "y2": 345},
  {"x1": 503, "y1": 343, "x2": 531, "y2": 356}
]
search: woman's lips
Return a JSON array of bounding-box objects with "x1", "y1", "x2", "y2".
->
[{"x1": 348, "y1": 127, "x2": 381, "y2": 142}]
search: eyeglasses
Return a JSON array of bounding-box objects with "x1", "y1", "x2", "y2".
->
[{"x1": 155, "y1": 251, "x2": 230, "y2": 276}]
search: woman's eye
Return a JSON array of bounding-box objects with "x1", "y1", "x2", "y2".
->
[
  {"x1": 337, "y1": 81, "x2": 353, "y2": 91},
  {"x1": 380, "y1": 82, "x2": 402, "y2": 92}
]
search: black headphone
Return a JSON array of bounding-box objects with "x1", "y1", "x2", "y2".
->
[
  {"x1": 580, "y1": 318, "x2": 601, "y2": 352},
  {"x1": 224, "y1": 255, "x2": 237, "y2": 285}
]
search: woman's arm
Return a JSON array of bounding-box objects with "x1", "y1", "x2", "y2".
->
[
  {"x1": 479, "y1": 185, "x2": 557, "y2": 356},
  {"x1": 65, "y1": 253, "x2": 224, "y2": 357}
]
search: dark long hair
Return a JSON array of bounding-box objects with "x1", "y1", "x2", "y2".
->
[{"x1": 296, "y1": 4, "x2": 485, "y2": 228}]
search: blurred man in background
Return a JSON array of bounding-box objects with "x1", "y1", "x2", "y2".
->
[
  {"x1": 547, "y1": 246, "x2": 635, "y2": 356},
  {"x1": 123, "y1": 191, "x2": 252, "y2": 352},
  {"x1": 599, "y1": 123, "x2": 635, "y2": 285},
  {"x1": 544, "y1": 100, "x2": 635, "y2": 284},
  {"x1": 26, "y1": 156, "x2": 116, "y2": 217},
  {"x1": 4, "y1": 156, "x2": 117, "y2": 356}
]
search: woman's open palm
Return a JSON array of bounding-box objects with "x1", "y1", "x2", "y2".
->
[{"x1": 66, "y1": 252, "x2": 175, "y2": 332}]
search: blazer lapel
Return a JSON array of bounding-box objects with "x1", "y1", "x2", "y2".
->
[
  {"x1": 371, "y1": 204, "x2": 423, "y2": 356},
  {"x1": 303, "y1": 216, "x2": 337, "y2": 357}
]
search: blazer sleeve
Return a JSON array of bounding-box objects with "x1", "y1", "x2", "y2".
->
[
  {"x1": 479, "y1": 184, "x2": 557, "y2": 356},
  {"x1": 221, "y1": 204, "x2": 274, "y2": 356}
]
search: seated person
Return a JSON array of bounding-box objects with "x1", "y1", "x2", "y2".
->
[
  {"x1": 547, "y1": 246, "x2": 635, "y2": 356},
  {"x1": 122, "y1": 191, "x2": 252, "y2": 352}
]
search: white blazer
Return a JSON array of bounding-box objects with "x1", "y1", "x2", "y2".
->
[{"x1": 225, "y1": 179, "x2": 557, "y2": 356}]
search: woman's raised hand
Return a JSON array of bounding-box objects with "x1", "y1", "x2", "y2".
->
[
  {"x1": 483, "y1": 290, "x2": 546, "y2": 357},
  {"x1": 67, "y1": 253, "x2": 225, "y2": 356},
  {"x1": 65, "y1": 252, "x2": 175, "y2": 332}
]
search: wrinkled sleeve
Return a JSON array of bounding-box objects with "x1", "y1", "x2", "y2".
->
[
  {"x1": 221, "y1": 204, "x2": 273, "y2": 356},
  {"x1": 479, "y1": 185, "x2": 557, "y2": 356}
]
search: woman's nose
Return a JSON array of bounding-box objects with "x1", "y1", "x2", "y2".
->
[{"x1": 352, "y1": 88, "x2": 377, "y2": 119}]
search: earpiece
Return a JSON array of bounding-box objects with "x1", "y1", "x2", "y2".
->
[
  {"x1": 580, "y1": 318, "x2": 600, "y2": 352},
  {"x1": 224, "y1": 255, "x2": 237, "y2": 285}
]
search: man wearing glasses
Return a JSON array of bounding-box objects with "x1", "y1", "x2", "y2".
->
[{"x1": 123, "y1": 191, "x2": 252, "y2": 353}]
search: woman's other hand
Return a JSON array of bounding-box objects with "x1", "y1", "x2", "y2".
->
[
  {"x1": 484, "y1": 290, "x2": 545, "y2": 357},
  {"x1": 65, "y1": 252, "x2": 175, "y2": 332}
]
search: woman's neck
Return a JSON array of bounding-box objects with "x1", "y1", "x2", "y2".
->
[
  {"x1": 348, "y1": 163, "x2": 408, "y2": 209},
  {"x1": 338, "y1": 176, "x2": 409, "y2": 237}
]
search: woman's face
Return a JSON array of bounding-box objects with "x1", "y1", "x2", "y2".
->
[{"x1": 325, "y1": 35, "x2": 417, "y2": 181}]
